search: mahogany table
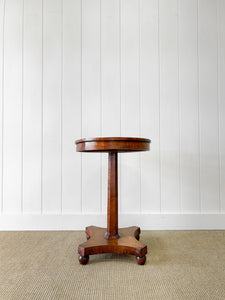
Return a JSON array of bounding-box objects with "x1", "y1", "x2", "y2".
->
[{"x1": 75, "y1": 137, "x2": 151, "y2": 265}]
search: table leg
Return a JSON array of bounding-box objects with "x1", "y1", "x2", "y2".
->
[{"x1": 104, "y1": 152, "x2": 120, "y2": 240}]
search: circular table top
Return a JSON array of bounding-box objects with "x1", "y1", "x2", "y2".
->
[{"x1": 75, "y1": 137, "x2": 151, "y2": 153}]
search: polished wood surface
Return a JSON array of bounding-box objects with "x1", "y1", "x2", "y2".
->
[
  {"x1": 75, "y1": 137, "x2": 150, "y2": 265},
  {"x1": 78, "y1": 226, "x2": 147, "y2": 265},
  {"x1": 104, "y1": 152, "x2": 119, "y2": 240},
  {"x1": 75, "y1": 137, "x2": 150, "y2": 152}
]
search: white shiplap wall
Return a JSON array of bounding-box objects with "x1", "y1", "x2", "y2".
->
[{"x1": 0, "y1": 0, "x2": 225, "y2": 230}]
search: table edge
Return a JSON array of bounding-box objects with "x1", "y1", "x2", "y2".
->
[{"x1": 75, "y1": 137, "x2": 151, "y2": 145}]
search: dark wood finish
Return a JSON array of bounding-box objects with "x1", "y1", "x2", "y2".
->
[
  {"x1": 75, "y1": 137, "x2": 150, "y2": 152},
  {"x1": 104, "y1": 152, "x2": 119, "y2": 240},
  {"x1": 78, "y1": 226, "x2": 147, "y2": 261},
  {"x1": 136, "y1": 255, "x2": 146, "y2": 265},
  {"x1": 78, "y1": 255, "x2": 89, "y2": 265},
  {"x1": 75, "y1": 137, "x2": 150, "y2": 265}
]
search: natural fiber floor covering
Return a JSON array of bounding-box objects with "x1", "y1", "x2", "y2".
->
[{"x1": 0, "y1": 230, "x2": 225, "y2": 300}]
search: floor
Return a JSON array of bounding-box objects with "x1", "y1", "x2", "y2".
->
[{"x1": 0, "y1": 230, "x2": 225, "y2": 299}]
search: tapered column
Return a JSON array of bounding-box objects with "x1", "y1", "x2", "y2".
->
[{"x1": 104, "y1": 151, "x2": 119, "y2": 239}]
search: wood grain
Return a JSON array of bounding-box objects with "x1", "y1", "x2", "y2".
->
[
  {"x1": 78, "y1": 226, "x2": 147, "y2": 263},
  {"x1": 76, "y1": 137, "x2": 149, "y2": 264},
  {"x1": 76, "y1": 137, "x2": 150, "y2": 153}
]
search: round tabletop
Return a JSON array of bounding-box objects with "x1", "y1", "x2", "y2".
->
[{"x1": 75, "y1": 137, "x2": 151, "y2": 153}]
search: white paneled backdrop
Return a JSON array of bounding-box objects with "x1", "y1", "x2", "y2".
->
[{"x1": 0, "y1": 0, "x2": 225, "y2": 230}]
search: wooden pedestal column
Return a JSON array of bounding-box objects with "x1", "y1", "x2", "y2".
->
[{"x1": 104, "y1": 152, "x2": 119, "y2": 240}]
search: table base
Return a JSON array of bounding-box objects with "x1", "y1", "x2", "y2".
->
[{"x1": 78, "y1": 226, "x2": 147, "y2": 265}]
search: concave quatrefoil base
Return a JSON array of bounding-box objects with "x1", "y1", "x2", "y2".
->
[{"x1": 78, "y1": 226, "x2": 147, "y2": 265}]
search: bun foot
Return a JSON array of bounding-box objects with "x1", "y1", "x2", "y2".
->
[
  {"x1": 136, "y1": 255, "x2": 146, "y2": 265},
  {"x1": 79, "y1": 255, "x2": 89, "y2": 265}
]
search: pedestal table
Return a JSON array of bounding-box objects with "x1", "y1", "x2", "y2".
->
[{"x1": 75, "y1": 137, "x2": 151, "y2": 265}]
